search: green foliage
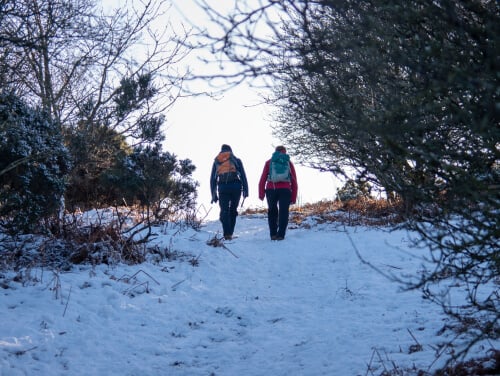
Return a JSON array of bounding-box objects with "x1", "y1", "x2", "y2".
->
[
  {"x1": 64, "y1": 71, "x2": 173, "y2": 209},
  {"x1": 115, "y1": 74, "x2": 157, "y2": 119},
  {"x1": 101, "y1": 143, "x2": 198, "y2": 218},
  {"x1": 64, "y1": 122, "x2": 131, "y2": 209},
  {"x1": 0, "y1": 92, "x2": 71, "y2": 232},
  {"x1": 336, "y1": 178, "x2": 371, "y2": 202},
  {"x1": 114, "y1": 74, "x2": 165, "y2": 144},
  {"x1": 64, "y1": 105, "x2": 198, "y2": 215}
]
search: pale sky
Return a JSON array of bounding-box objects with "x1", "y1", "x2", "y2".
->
[
  {"x1": 165, "y1": 81, "x2": 342, "y2": 219},
  {"x1": 163, "y1": 1, "x2": 342, "y2": 219}
]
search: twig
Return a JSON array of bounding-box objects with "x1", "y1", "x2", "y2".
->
[
  {"x1": 347, "y1": 232, "x2": 395, "y2": 281},
  {"x1": 131, "y1": 269, "x2": 160, "y2": 285},
  {"x1": 118, "y1": 269, "x2": 160, "y2": 285},
  {"x1": 171, "y1": 278, "x2": 188, "y2": 291},
  {"x1": 206, "y1": 234, "x2": 239, "y2": 258},
  {"x1": 383, "y1": 349, "x2": 399, "y2": 372},
  {"x1": 221, "y1": 244, "x2": 239, "y2": 258},
  {"x1": 63, "y1": 285, "x2": 72, "y2": 317},
  {"x1": 408, "y1": 328, "x2": 421, "y2": 346},
  {"x1": 408, "y1": 328, "x2": 423, "y2": 353},
  {"x1": 427, "y1": 336, "x2": 458, "y2": 371},
  {"x1": 375, "y1": 348, "x2": 389, "y2": 373},
  {"x1": 124, "y1": 281, "x2": 150, "y2": 295},
  {"x1": 382, "y1": 263, "x2": 402, "y2": 270},
  {"x1": 365, "y1": 349, "x2": 377, "y2": 376},
  {"x1": 14, "y1": 346, "x2": 38, "y2": 356}
]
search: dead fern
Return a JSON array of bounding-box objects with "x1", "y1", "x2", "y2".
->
[
  {"x1": 206, "y1": 234, "x2": 226, "y2": 248},
  {"x1": 245, "y1": 198, "x2": 406, "y2": 228}
]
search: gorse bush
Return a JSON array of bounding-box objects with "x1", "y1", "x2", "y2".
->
[
  {"x1": 101, "y1": 143, "x2": 198, "y2": 220},
  {"x1": 336, "y1": 178, "x2": 371, "y2": 202},
  {"x1": 64, "y1": 123, "x2": 131, "y2": 209},
  {"x1": 0, "y1": 92, "x2": 70, "y2": 233}
]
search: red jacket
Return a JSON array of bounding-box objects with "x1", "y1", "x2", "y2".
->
[{"x1": 258, "y1": 158, "x2": 298, "y2": 204}]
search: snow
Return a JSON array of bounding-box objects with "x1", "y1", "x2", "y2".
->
[{"x1": 0, "y1": 213, "x2": 497, "y2": 376}]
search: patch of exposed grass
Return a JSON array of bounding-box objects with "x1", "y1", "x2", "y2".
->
[{"x1": 243, "y1": 198, "x2": 405, "y2": 227}]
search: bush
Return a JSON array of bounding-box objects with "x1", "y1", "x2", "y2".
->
[
  {"x1": 336, "y1": 177, "x2": 371, "y2": 202},
  {"x1": 0, "y1": 92, "x2": 71, "y2": 233},
  {"x1": 101, "y1": 143, "x2": 198, "y2": 222},
  {"x1": 64, "y1": 122, "x2": 131, "y2": 209}
]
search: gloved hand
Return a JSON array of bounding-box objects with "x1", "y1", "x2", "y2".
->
[{"x1": 211, "y1": 194, "x2": 218, "y2": 204}]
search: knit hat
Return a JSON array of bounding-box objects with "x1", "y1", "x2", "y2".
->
[
  {"x1": 221, "y1": 144, "x2": 232, "y2": 152},
  {"x1": 275, "y1": 145, "x2": 286, "y2": 153}
]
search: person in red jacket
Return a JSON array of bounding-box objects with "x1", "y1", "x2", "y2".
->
[{"x1": 258, "y1": 145, "x2": 298, "y2": 240}]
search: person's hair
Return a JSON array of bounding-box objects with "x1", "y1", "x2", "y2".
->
[
  {"x1": 275, "y1": 145, "x2": 286, "y2": 153},
  {"x1": 221, "y1": 144, "x2": 232, "y2": 152}
]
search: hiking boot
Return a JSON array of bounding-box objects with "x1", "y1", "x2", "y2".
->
[
  {"x1": 271, "y1": 235, "x2": 278, "y2": 240},
  {"x1": 224, "y1": 235, "x2": 232, "y2": 240},
  {"x1": 275, "y1": 236, "x2": 284, "y2": 241}
]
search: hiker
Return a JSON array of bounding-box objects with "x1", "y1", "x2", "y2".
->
[
  {"x1": 210, "y1": 144, "x2": 249, "y2": 240},
  {"x1": 258, "y1": 145, "x2": 298, "y2": 240}
]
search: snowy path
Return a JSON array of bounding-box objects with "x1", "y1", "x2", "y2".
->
[{"x1": 0, "y1": 215, "x2": 474, "y2": 375}]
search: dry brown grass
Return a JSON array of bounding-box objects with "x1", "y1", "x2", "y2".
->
[
  {"x1": 243, "y1": 198, "x2": 405, "y2": 227},
  {"x1": 435, "y1": 350, "x2": 500, "y2": 376},
  {"x1": 65, "y1": 221, "x2": 145, "y2": 265}
]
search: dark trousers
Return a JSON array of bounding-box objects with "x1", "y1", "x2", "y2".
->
[
  {"x1": 218, "y1": 189, "x2": 241, "y2": 236},
  {"x1": 265, "y1": 188, "x2": 291, "y2": 238}
]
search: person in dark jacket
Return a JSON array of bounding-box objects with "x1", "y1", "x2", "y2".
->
[
  {"x1": 210, "y1": 144, "x2": 249, "y2": 240},
  {"x1": 258, "y1": 145, "x2": 298, "y2": 240}
]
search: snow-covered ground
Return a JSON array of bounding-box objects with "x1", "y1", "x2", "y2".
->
[{"x1": 1, "y1": 213, "x2": 497, "y2": 375}]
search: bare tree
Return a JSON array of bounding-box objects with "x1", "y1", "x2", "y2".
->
[{"x1": 0, "y1": 0, "x2": 189, "y2": 142}]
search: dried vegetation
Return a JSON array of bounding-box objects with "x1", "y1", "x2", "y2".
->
[{"x1": 244, "y1": 197, "x2": 405, "y2": 228}]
